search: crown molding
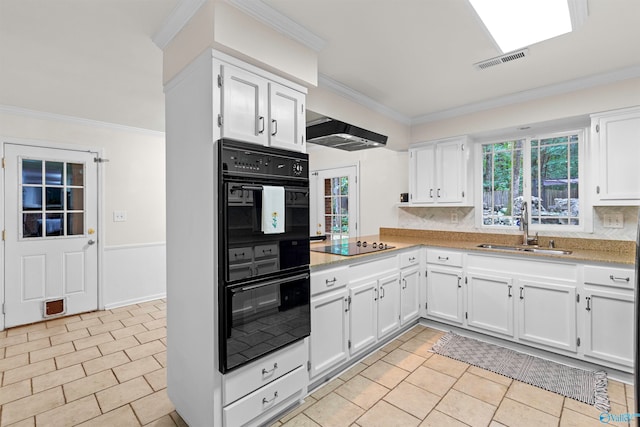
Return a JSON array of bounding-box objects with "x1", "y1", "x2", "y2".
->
[
  {"x1": 0, "y1": 105, "x2": 165, "y2": 137},
  {"x1": 225, "y1": 0, "x2": 326, "y2": 52},
  {"x1": 318, "y1": 74, "x2": 412, "y2": 125},
  {"x1": 152, "y1": 0, "x2": 207, "y2": 49}
]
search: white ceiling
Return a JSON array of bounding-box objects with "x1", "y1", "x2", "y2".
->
[{"x1": 1, "y1": 0, "x2": 639, "y2": 133}]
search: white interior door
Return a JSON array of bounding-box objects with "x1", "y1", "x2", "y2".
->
[
  {"x1": 310, "y1": 165, "x2": 358, "y2": 240},
  {"x1": 4, "y1": 143, "x2": 98, "y2": 327}
]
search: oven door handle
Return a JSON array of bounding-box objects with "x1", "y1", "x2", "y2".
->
[
  {"x1": 232, "y1": 185, "x2": 307, "y2": 194},
  {"x1": 232, "y1": 272, "x2": 310, "y2": 293}
]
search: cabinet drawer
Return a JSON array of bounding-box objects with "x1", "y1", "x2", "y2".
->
[
  {"x1": 255, "y1": 244, "x2": 278, "y2": 260},
  {"x1": 223, "y1": 366, "x2": 306, "y2": 427},
  {"x1": 350, "y1": 255, "x2": 398, "y2": 281},
  {"x1": 311, "y1": 267, "x2": 348, "y2": 296},
  {"x1": 426, "y1": 249, "x2": 463, "y2": 267},
  {"x1": 400, "y1": 249, "x2": 421, "y2": 269},
  {"x1": 223, "y1": 340, "x2": 306, "y2": 405},
  {"x1": 584, "y1": 265, "x2": 635, "y2": 290},
  {"x1": 229, "y1": 247, "x2": 253, "y2": 263}
]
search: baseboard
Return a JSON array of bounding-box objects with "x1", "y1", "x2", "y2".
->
[{"x1": 104, "y1": 293, "x2": 167, "y2": 310}]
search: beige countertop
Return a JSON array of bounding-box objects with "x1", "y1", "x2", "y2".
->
[{"x1": 310, "y1": 228, "x2": 636, "y2": 268}]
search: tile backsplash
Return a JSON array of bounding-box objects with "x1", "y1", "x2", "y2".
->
[{"x1": 397, "y1": 206, "x2": 639, "y2": 241}]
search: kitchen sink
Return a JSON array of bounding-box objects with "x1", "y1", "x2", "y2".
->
[{"x1": 476, "y1": 243, "x2": 572, "y2": 255}]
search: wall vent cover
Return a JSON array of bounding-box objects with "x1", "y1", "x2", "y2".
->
[{"x1": 474, "y1": 48, "x2": 529, "y2": 70}]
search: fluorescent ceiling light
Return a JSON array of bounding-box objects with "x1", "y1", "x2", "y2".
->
[{"x1": 469, "y1": 0, "x2": 573, "y2": 53}]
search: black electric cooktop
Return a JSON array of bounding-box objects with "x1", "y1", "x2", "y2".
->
[{"x1": 310, "y1": 241, "x2": 396, "y2": 257}]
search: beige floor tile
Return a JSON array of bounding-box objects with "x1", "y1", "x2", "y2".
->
[
  {"x1": 0, "y1": 334, "x2": 28, "y2": 349},
  {"x1": 356, "y1": 400, "x2": 421, "y2": 427},
  {"x1": 310, "y1": 377, "x2": 344, "y2": 400},
  {"x1": 29, "y1": 342, "x2": 75, "y2": 363},
  {"x1": 338, "y1": 362, "x2": 367, "y2": 382},
  {"x1": 379, "y1": 339, "x2": 403, "y2": 353},
  {"x1": 80, "y1": 310, "x2": 112, "y2": 320},
  {"x1": 279, "y1": 396, "x2": 317, "y2": 423},
  {"x1": 560, "y1": 408, "x2": 610, "y2": 427},
  {"x1": 467, "y1": 365, "x2": 513, "y2": 387},
  {"x1": 382, "y1": 348, "x2": 426, "y2": 372},
  {"x1": 63, "y1": 370, "x2": 119, "y2": 402},
  {"x1": 304, "y1": 392, "x2": 364, "y2": 426},
  {"x1": 0, "y1": 352, "x2": 29, "y2": 372},
  {"x1": 360, "y1": 350, "x2": 387, "y2": 366},
  {"x1": 383, "y1": 381, "x2": 440, "y2": 419},
  {"x1": 506, "y1": 381, "x2": 565, "y2": 417},
  {"x1": 96, "y1": 376, "x2": 154, "y2": 413},
  {"x1": 98, "y1": 335, "x2": 140, "y2": 355},
  {"x1": 95, "y1": 311, "x2": 133, "y2": 325},
  {"x1": 489, "y1": 422, "x2": 508, "y2": 427},
  {"x1": 563, "y1": 398, "x2": 628, "y2": 426},
  {"x1": 0, "y1": 386, "x2": 65, "y2": 425},
  {"x1": 44, "y1": 314, "x2": 81, "y2": 328},
  {"x1": 88, "y1": 320, "x2": 125, "y2": 336},
  {"x1": 419, "y1": 410, "x2": 468, "y2": 427},
  {"x1": 144, "y1": 413, "x2": 177, "y2": 427},
  {"x1": 121, "y1": 313, "x2": 154, "y2": 327},
  {"x1": 77, "y1": 405, "x2": 140, "y2": 427},
  {"x1": 35, "y1": 395, "x2": 101, "y2": 427},
  {"x1": 170, "y1": 411, "x2": 188, "y2": 427},
  {"x1": 109, "y1": 324, "x2": 147, "y2": 340},
  {"x1": 3, "y1": 358, "x2": 56, "y2": 385},
  {"x1": 399, "y1": 338, "x2": 435, "y2": 359},
  {"x1": 113, "y1": 355, "x2": 163, "y2": 383},
  {"x1": 32, "y1": 363, "x2": 85, "y2": 393},
  {"x1": 436, "y1": 388, "x2": 496, "y2": 426},
  {"x1": 405, "y1": 366, "x2": 456, "y2": 396},
  {"x1": 73, "y1": 332, "x2": 114, "y2": 350},
  {"x1": 131, "y1": 388, "x2": 175, "y2": 425},
  {"x1": 66, "y1": 317, "x2": 102, "y2": 332},
  {"x1": 49, "y1": 328, "x2": 90, "y2": 346},
  {"x1": 5, "y1": 337, "x2": 50, "y2": 358},
  {"x1": 154, "y1": 351, "x2": 168, "y2": 367},
  {"x1": 609, "y1": 380, "x2": 628, "y2": 406},
  {"x1": 145, "y1": 367, "x2": 168, "y2": 391},
  {"x1": 125, "y1": 340, "x2": 166, "y2": 360},
  {"x1": 129, "y1": 305, "x2": 159, "y2": 317},
  {"x1": 143, "y1": 318, "x2": 167, "y2": 330},
  {"x1": 413, "y1": 328, "x2": 445, "y2": 343},
  {"x1": 360, "y1": 360, "x2": 410, "y2": 389},
  {"x1": 27, "y1": 325, "x2": 67, "y2": 341},
  {"x1": 281, "y1": 413, "x2": 321, "y2": 427},
  {"x1": 55, "y1": 346, "x2": 102, "y2": 369},
  {"x1": 422, "y1": 354, "x2": 469, "y2": 378},
  {"x1": 6, "y1": 322, "x2": 46, "y2": 337},
  {"x1": 453, "y1": 372, "x2": 508, "y2": 406},
  {"x1": 494, "y1": 398, "x2": 559, "y2": 427},
  {"x1": 334, "y1": 375, "x2": 389, "y2": 409},
  {"x1": 0, "y1": 380, "x2": 31, "y2": 405},
  {"x1": 135, "y1": 327, "x2": 167, "y2": 344},
  {"x1": 7, "y1": 417, "x2": 35, "y2": 427},
  {"x1": 83, "y1": 351, "x2": 131, "y2": 375}
]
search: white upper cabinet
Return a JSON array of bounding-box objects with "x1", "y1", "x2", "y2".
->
[
  {"x1": 408, "y1": 136, "x2": 472, "y2": 205},
  {"x1": 591, "y1": 107, "x2": 640, "y2": 205},
  {"x1": 219, "y1": 62, "x2": 306, "y2": 152}
]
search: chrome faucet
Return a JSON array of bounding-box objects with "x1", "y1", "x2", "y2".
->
[{"x1": 519, "y1": 201, "x2": 538, "y2": 246}]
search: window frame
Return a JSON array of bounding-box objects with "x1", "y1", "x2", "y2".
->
[{"x1": 475, "y1": 128, "x2": 592, "y2": 233}]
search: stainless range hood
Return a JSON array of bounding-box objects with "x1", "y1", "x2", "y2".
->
[{"x1": 306, "y1": 118, "x2": 388, "y2": 151}]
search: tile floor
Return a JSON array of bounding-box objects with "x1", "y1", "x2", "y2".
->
[{"x1": 0, "y1": 299, "x2": 635, "y2": 427}]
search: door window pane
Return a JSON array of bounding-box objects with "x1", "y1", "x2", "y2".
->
[
  {"x1": 66, "y1": 163, "x2": 84, "y2": 186},
  {"x1": 324, "y1": 176, "x2": 350, "y2": 240},
  {"x1": 23, "y1": 213, "x2": 42, "y2": 237},
  {"x1": 67, "y1": 213, "x2": 84, "y2": 235},
  {"x1": 45, "y1": 213, "x2": 64, "y2": 236},
  {"x1": 22, "y1": 187, "x2": 42, "y2": 210},
  {"x1": 45, "y1": 161, "x2": 64, "y2": 185},
  {"x1": 22, "y1": 159, "x2": 42, "y2": 184},
  {"x1": 45, "y1": 188, "x2": 64, "y2": 210},
  {"x1": 67, "y1": 188, "x2": 84, "y2": 210}
]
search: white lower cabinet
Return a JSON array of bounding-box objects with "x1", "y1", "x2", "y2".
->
[
  {"x1": 377, "y1": 273, "x2": 402, "y2": 340},
  {"x1": 349, "y1": 278, "x2": 378, "y2": 356},
  {"x1": 466, "y1": 272, "x2": 514, "y2": 338},
  {"x1": 518, "y1": 279, "x2": 577, "y2": 352},
  {"x1": 426, "y1": 265, "x2": 464, "y2": 325},
  {"x1": 400, "y1": 266, "x2": 421, "y2": 325},
  {"x1": 309, "y1": 288, "x2": 348, "y2": 378}
]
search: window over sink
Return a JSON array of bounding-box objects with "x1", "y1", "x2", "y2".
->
[{"x1": 479, "y1": 129, "x2": 587, "y2": 231}]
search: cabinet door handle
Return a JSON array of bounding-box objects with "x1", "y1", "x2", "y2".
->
[
  {"x1": 402, "y1": 278, "x2": 407, "y2": 289},
  {"x1": 262, "y1": 363, "x2": 278, "y2": 375},
  {"x1": 262, "y1": 391, "x2": 278, "y2": 405},
  {"x1": 271, "y1": 119, "x2": 278, "y2": 136},
  {"x1": 457, "y1": 276, "x2": 461, "y2": 288},
  {"x1": 380, "y1": 287, "x2": 385, "y2": 299},
  {"x1": 258, "y1": 116, "x2": 265, "y2": 134},
  {"x1": 519, "y1": 287, "x2": 524, "y2": 300},
  {"x1": 586, "y1": 296, "x2": 591, "y2": 311},
  {"x1": 374, "y1": 287, "x2": 378, "y2": 301},
  {"x1": 326, "y1": 277, "x2": 337, "y2": 286},
  {"x1": 437, "y1": 188, "x2": 441, "y2": 198},
  {"x1": 508, "y1": 285, "x2": 512, "y2": 298},
  {"x1": 609, "y1": 275, "x2": 630, "y2": 282},
  {"x1": 429, "y1": 189, "x2": 433, "y2": 198}
]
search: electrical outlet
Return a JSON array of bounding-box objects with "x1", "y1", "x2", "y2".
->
[
  {"x1": 113, "y1": 211, "x2": 127, "y2": 222},
  {"x1": 603, "y1": 213, "x2": 623, "y2": 228},
  {"x1": 451, "y1": 213, "x2": 459, "y2": 224}
]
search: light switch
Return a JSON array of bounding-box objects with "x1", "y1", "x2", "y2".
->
[
  {"x1": 113, "y1": 211, "x2": 127, "y2": 222},
  {"x1": 603, "y1": 213, "x2": 623, "y2": 228}
]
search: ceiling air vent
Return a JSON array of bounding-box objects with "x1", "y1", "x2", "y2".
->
[{"x1": 474, "y1": 48, "x2": 529, "y2": 70}]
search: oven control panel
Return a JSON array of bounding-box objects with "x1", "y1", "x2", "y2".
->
[{"x1": 220, "y1": 140, "x2": 308, "y2": 180}]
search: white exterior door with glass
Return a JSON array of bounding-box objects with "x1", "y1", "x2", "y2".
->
[
  {"x1": 4, "y1": 144, "x2": 98, "y2": 328},
  {"x1": 310, "y1": 166, "x2": 358, "y2": 240}
]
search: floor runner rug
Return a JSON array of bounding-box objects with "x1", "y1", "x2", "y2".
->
[{"x1": 431, "y1": 331, "x2": 610, "y2": 412}]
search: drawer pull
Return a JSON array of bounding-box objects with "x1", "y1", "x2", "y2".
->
[
  {"x1": 326, "y1": 277, "x2": 337, "y2": 286},
  {"x1": 262, "y1": 249, "x2": 273, "y2": 254},
  {"x1": 262, "y1": 391, "x2": 278, "y2": 405},
  {"x1": 262, "y1": 363, "x2": 278, "y2": 375},
  {"x1": 438, "y1": 256, "x2": 449, "y2": 261},
  {"x1": 609, "y1": 275, "x2": 630, "y2": 283},
  {"x1": 408, "y1": 257, "x2": 416, "y2": 262}
]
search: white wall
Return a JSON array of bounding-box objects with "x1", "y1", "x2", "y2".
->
[{"x1": 0, "y1": 109, "x2": 167, "y2": 308}]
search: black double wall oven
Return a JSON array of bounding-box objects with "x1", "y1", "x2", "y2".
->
[{"x1": 218, "y1": 139, "x2": 310, "y2": 373}]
